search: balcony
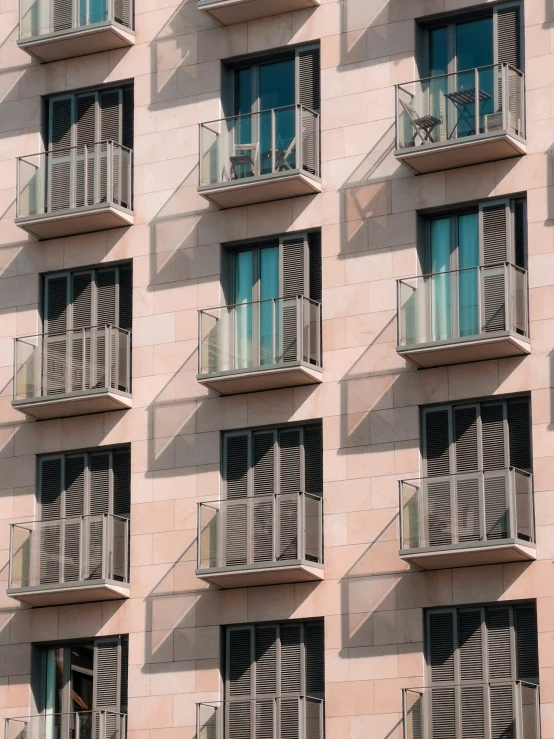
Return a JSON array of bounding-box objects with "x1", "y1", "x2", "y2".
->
[
  {"x1": 13, "y1": 325, "x2": 132, "y2": 420},
  {"x1": 198, "y1": 296, "x2": 322, "y2": 394},
  {"x1": 196, "y1": 492, "x2": 323, "y2": 588},
  {"x1": 16, "y1": 141, "x2": 133, "y2": 240},
  {"x1": 395, "y1": 64, "x2": 526, "y2": 173},
  {"x1": 197, "y1": 698, "x2": 324, "y2": 739},
  {"x1": 6, "y1": 713, "x2": 126, "y2": 739},
  {"x1": 18, "y1": 0, "x2": 134, "y2": 63},
  {"x1": 197, "y1": 0, "x2": 319, "y2": 25},
  {"x1": 199, "y1": 105, "x2": 321, "y2": 208},
  {"x1": 399, "y1": 468, "x2": 535, "y2": 570},
  {"x1": 403, "y1": 682, "x2": 539, "y2": 739},
  {"x1": 8, "y1": 514, "x2": 130, "y2": 606},
  {"x1": 396, "y1": 263, "x2": 530, "y2": 368}
]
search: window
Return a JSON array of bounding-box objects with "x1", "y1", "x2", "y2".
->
[
  {"x1": 421, "y1": 198, "x2": 526, "y2": 341},
  {"x1": 43, "y1": 264, "x2": 132, "y2": 395},
  {"x1": 36, "y1": 636, "x2": 128, "y2": 737},
  {"x1": 225, "y1": 621, "x2": 324, "y2": 737},
  {"x1": 38, "y1": 447, "x2": 130, "y2": 584},
  {"x1": 426, "y1": 604, "x2": 538, "y2": 737}
]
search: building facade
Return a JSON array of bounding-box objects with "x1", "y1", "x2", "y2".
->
[{"x1": 0, "y1": 0, "x2": 551, "y2": 737}]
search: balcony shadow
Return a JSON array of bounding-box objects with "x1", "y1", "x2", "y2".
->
[{"x1": 339, "y1": 0, "x2": 393, "y2": 70}]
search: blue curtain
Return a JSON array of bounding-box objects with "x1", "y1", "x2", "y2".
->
[
  {"x1": 234, "y1": 250, "x2": 253, "y2": 369},
  {"x1": 458, "y1": 213, "x2": 479, "y2": 337},
  {"x1": 430, "y1": 219, "x2": 452, "y2": 341}
]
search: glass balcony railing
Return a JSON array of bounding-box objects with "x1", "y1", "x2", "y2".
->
[
  {"x1": 19, "y1": 0, "x2": 133, "y2": 42},
  {"x1": 16, "y1": 142, "x2": 133, "y2": 234},
  {"x1": 8, "y1": 514, "x2": 130, "y2": 604},
  {"x1": 396, "y1": 263, "x2": 529, "y2": 365},
  {"x1": 14, "y1": 325, "x2": 131, "y2": 409},
  {"x1": 403, "y1": 682, "x2": 539, "y2": 739},
  {"x1": 399, "y1": 468, "x2": 535, "y2": 563},
  {"x1": 197, "y1": 697, "x2": 324, "y2": 739},
  {"x1": 6, "y1": 712, "x2": 127, "y2": 739},
  {"x1": 197, "y1": 492, "x2": 323, "y2": 577}
]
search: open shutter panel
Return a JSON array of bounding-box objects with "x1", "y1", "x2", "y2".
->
[
  {"x1": 281, "y1": 235, "x2": 308, "y2": 363},
  {"x1": 93, "y1": 637, "x2": 122, "y2": 739},
  {"x1": 224, "y1": 434, "x2": 249, "y2": 567},
  {"x1": 114, "y1": 0, "x2": 131, "y2": 29},
  {"x1": 507, "y1": 397, "x2": 531, "y2": 471},
  {"x1": 95, "y1": 270, "x2": 117, "y2": 389},
  {"x1": 75, "y1": 94, "x2": 97, "y2": 209},
  {"x1": 70, "y1": 272, "x2": 93, "y2": 392},
  {"x1": 252, "y1": 431, "x2": 276, "y2": 564},
  {"x1": 45, "y1": 274, "x2": 69, "y2": 395},
  {"x1": 49, "y1": 97, "x2": 73, "y2": 212},
  {"x1": 64, "y1": 455, "x2": 86, "y2": 583},
  {"x1": 458, "y1": 610, "x2": 485, "y2": 739},
  {"x1": 39, "y1": 457, "x2": 63, "y2": 585},
  {"x1": 297, "y1": 47, "x2": 320, "y2": 175},
  {"x1": 87, "y1": 453, "x2": 110, "y2": 580},
  {"x1": 278, "y1": 428, "x2": 301, "y2": 560},
  {"x1": 480, "y1": 202, "x2": 509, "y2": 333},
  {"x1": 428, "y1": 611, "x2": 456, "y2": 739}
]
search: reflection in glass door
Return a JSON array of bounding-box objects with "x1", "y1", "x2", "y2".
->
[{"x1": 44, "y1": 645, "x2": 94, "y2": 739}]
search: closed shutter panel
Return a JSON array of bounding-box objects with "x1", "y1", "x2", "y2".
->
[
  {"x1": 112, "y1": 448, "x2": 130, "y2": 581},
  {"x1": 308, "y1": 232, "x2": 322, "y2": 304},
  {"x1": 280, "y1": 625, "x2": 302, "y2": 739},
  {"x1": 514, "y1": 199, "x2": 526, "y2": 270},
  {"x1": 487, "y1": 608, "x2": 515, "y2": 739},
  {"x1": 515, "y1": 606, "x2": 539, "y2": 683},
  {"x1": 255, "y1": 626, "x2": 278, "y2": 694},
  {"x1": 281, "y1": 235, "x2": 307, "y2": 363},
  {"x1": 480, "y1": 203, "x2": 508, "y2": 333},
  {"x1": 253, "y1": 431, "x2": 276, "y2": 563},
  {"x1": 114, "y1": 0, "x2": 131, "y2": 28},
  {"x1": 116, "y1": 265, "x2": 132, "y2": 391},
  {"x1": 100, "y1": 90, "x2": 122, "y2": 205},
  {"x1": 87, "y1": 453, "x2": 110, "y2": 580},
  {"x1": 224, "y1": 434, "x2": 249, "y2": 567},
  {"x1": 307, "y1": 232, "x2": 322, "y2": 366},
  {"x1": 278, "y1": 429, "x2": 301, "y2": 560},
  {"x1": 453, "y1": 406, "x2": 480, "y2": 543},
  {"x1": 305, "y1": 621, "x2": 324, "y2": 695},
  {"x1": 304, "y1": 425, "x2": 322, "y2": 563},
  {"x1": 70, "y1": 272, "x2": 93, "y2": 392},
  {"x1": 49, "y1": 97, "x2": 73, "y2": 212},
  {"x1": 75, "y1": 94, "x2": 97, "y2": 208},
  {"x1": 459, "y1": 610, "x2": 485, "y2": 739},
  {"x1": 454, "y1": 406, "x2": 479, "y2": 473},
  {"x1": 428, "y1": 611, "x2": 456, "y2": 739},
  {"x1": 481, "y1": 403, "x2": 508, "y2": 540},
  {"x1": 39, "y1": 457, "x2": 63, "y2": 585},
  {"x1": 53, "y1": 0, "x2": 72, "y2": 31},
  {"x1": 93, "y1": 637, "x2": 122, "y2": 739},
  {"x1": 481, "y1": 404, "x2": 506, "y2": 471},
  {"x1": 118, "y1": 265, "x2": 133, "y2": 331},
  {"x1": 45, "y1": 274, "x2": 69, "y2": 395},
  {"x1": 297, "y1": 47, "x2": 320, "y2": 175},
  {"x1": 121, "y1": 88, "x2": 134, "y2": 208},
  {"x1": 95, "y1": 270, "x2": 117, "y2": 389},
  {"x1": 64, "y1": 455, "x2": 86, "y2": 582},
  {"x1": 227, "y1": 627, "x2": 252, "y2": 739},
  {"x1": 424, "y1": 409, "x2": 452, "y2": 547},
  {"x1": 507, "y1": 398, "x2": 531, "y2": 471},
  {"x1": 495, "y1": 4, "x2": 522, "y2": 130}
]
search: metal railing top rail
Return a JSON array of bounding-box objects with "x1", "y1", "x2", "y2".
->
[
  {"x1": 396, "y1": 62, "x2": 524, "y2": 90},
  {"x1": 403, "y1": 680, "x2": 538, "y2": 694},
  {"x1": 198, "y1": 696, "x2": 324, "y2": 704},
  {"x1": 11, "y1": 513, "x2": 130, "y2": 530},
  {"x1": 200, "y1": 103, "x2": 320, "y2": 128},
  {"x1": 401, "y1": 467, "x2": 532, "y2": 485},
  {"x1": 15, "y1": 324, "x2": 132, "y2": 341},
  {"x1": 199, "y1": 490, "x2": 323, "y2": 508},
  {"x1": 199, "y1": 295, "x2": 321, "y2": 314},
  {"x1": 6, "y1": 711, "x2": 127, "y2": 726},
  {"x1": 18, "y1": 140, "x2": 133, "y2": 163},
  {"x1": 397, "y1": 262, "x2": 527, "y2": 283}
]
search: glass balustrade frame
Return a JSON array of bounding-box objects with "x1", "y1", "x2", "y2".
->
[
  {"x1": 18, "y1": 0, "x2": 134, "y2": 43},
  {"x1": 6, "y1": 711, "x2": 127, "y2": 739}
]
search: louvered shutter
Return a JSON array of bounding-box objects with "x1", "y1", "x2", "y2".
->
[
  {"x1": 70, "y1": 272, "x2": 93, "y2": 392},
  {"x1": 494, "y1": 4, "x2": 522, "y2": 131},
  {"x1": 480, "y1": 202, "x2": 509, "y2": 333},
  {"x1": 53, "y1": 0, "x2": 72, "y2": 30},
  {"x1": 458, "y1": 610, "x2": 486, "y2": 739},
  {"x1": 49, "y1": 97, "x2": 73, "y2": 213},
  {"x1": 280, "y1": 625, "x2": 302, "y2": 739},
  {"x1": 481, "y1": 403, "x2": 508, "y2": 541},
  {"x1": 252, "y1": 431, "x2": 276, "y2": 563},
  {"x1": 515, "y1": 605, "x2": 539, "y2": 683},
  {"x1": 87, "y1": 453, "x2": 110, "y2": 580},
  {"x1": 308, "y1": 233, "x2": 322, "y2": 304},
  {"x1": 305, "y1": 621, "x2": 324, "y2": 695},
  {"x1": 487, "y1": 608, "x2": 515, "y2": 739},
  {"x1": 114, "y1": 0, "x2": 131, "y2": 28},
  {"x1": 424, "y1": 409, "x2": 452, "y2": 547},
  {"x1": 95, "y1": 270, "x2": 117, "y2": 389},
  {"x1": 507, "y1": 397, "x2": 531, "y2": 471},
  {"x1": 304, "y1": 426, "x2": 322, "y2": 562},
  {"x1": 118, "y1": 265, "x2": 133, "y2": 331},
  {"x1": 514, "y1": 199, "x2": 526, "y2": 270},
  {"x1": 112, "y1": 448, "x2": 130, "y2": 581},
  {"x1": 227, "y1": 627, "x2": 253, "y2": 739},
  {"x1": 44, "y1": 274, "x2": 69, "y2": 395},
  {"x1": 256, "y1": 626, "x2": 278, "y2": 695},
  {"x1": 307, "y1": 232, "x2": 322, "y2": 366},
  {"x1": 297, "y1": 47, "x2": 320, "y2": 175},
  {"x1": 427, "y1": 611, "x2": 456, "y2": 739},
  {"x1": 39, "y1": 457, "x2": 63, "y2": 585},
  {"x1": 93, "y1": 637, "x2": 122, "y2": 739},
  {"x1": 280, "y1": 235, "x2": 308, "y2": 363},
  {"x1": 64, "y1": 455, "x2": 86, "y2": 583},
  {"x1": 224, "y1": 434, "x2": 249, "y2": 567},
  {"x1": 100, "y1": 90, "x2": 122, "y2": 205},
  {"x1": 75, "y1": 94, "x2": 97, "y2": 208},
  {"x1": 453, "y1": 406, "x2": 480, "y2": 544},
  {"x1": 278, "y1": 429, "x2": 301, "y2": 561}
]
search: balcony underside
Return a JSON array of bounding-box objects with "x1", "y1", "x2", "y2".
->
[
  {"x1": 199, "y1": 171, "x2": 321, "y2": 209},
  {"x1": 17, "y1": 22, "x2": 134, "y2": 63},
  {"x1": 400, "y1": 540, "x2": 536, "y2": 570},
  {"x1": 395, "y1": 132, "x2": 526, "y2": 174},
  {"x1": 198, "y1": 0, "x2": 319, "y2": 24},
  {"x1": 16, "y1": 204, "x2": 133, "y2": 240},
  {"x1": 7, "y1": 580, "x2": 130, "y2": 606},
  {"x1": 397, "y1": 333, "x2": 530, "y2": 368},
  {"x1": 198, "y1": 363, "x2": 322, "y2": 395},
  {"x1": 13, "y1": 389, "x2": 132, "y2": 419},
  {"x1": 196, "y1": 561, "x2": 324, "y2": 588}
]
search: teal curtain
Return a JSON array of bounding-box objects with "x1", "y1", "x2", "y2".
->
[
  {"x1": 259, "y1": 247, "x2": 279, "y2": 365},
  {"x1": 234, "y1": 250, "x2": 253, "y2": 369},
  {"x1": 80, "y1": 0, "x2": 107, "y2": 25},
  {"x1": 458, "y1": 213, "x2": 479, "y2": 337},
  {"x1": 259, "y1": 59, "x2": 295, "y2": 174},
  {"x1": 430, "y1": 218, "x2": 452, "y2": 341}
]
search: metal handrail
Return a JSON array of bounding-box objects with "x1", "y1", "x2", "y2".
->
[
  {"x1": 18, "y1": 140, "x2": 133, "y2": 163},
  {"x1": 397, "y1": 262, "x2": 527, "y2": 283},
  {"x1": 395, "y1": 62, "x2": 524, "y2": 90},
  {"x1": 200, "y1": 103, "x2": 320, "y2": 128},
  {"x1": 15, "y1": 324, "x2": 132, "y2": 341},
  {"x1": 200, "y1": 295, "x2": 322, "y2": 314}
]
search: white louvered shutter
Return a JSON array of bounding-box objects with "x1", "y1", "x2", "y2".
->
[
  {"x1": 480, "y1": 202, "x2": 509, "y2": 334},
  {"x1": 95, "y1": 269, "x2": 117, "y2": 389},
  {"x1": 278, "y1": 428, "x2": 301, "y2": 561},
  {"x1": 93, "y1": 637, "x2": 122, "y2": 739},
  {"x1": 280, "y1": 235, "x2": 308, "y2": 363},
  {"x1": 297, "y1": 47, "x2": 320, "y2": 175},
  {"x1": 44, "y1": 274, "x2": 70, "y2": 395},
  {"x1": 252, "y1": 431, "x2": 276, "y2": 563},
  {"x1": 427, "y1": 611, "x2": 457, "y2": 739},
  {"x1": 39, "y1": 456, "x2": 63, "y2": 585},
  {"x1": 49, "y1": 97, "x2": 73, "y2": 213},
  {"x1": 224, "y1": 434, "x2": 249, "y2": 567},
  {"x1": 87, "y1": 452, "x2": 111, "y2": 580},
  {"x1": 70, "y1": 271, "x2": 93, "y2": 392},
  {"x1": 63, "y1": 454, "x2": 86, "y2": 582},
  {"x1": 423, "y1": 408, "x2": 453, "y2": 547},
  {"x1": 453, "y1": 406, "x2": 480, "y2": 544},
  {"x1": 481, "y1": 403, "x2": 508, "y2": 541}
]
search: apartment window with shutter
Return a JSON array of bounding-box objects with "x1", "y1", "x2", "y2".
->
[
  {"x1": 35, "y1": 637, "x2": 128, "y2": 730},
  {"x1": 225, "y1": 621, "x2": 324, "y2": 738},
  {"x1": 38, "y1": 447, "x2": 130, "y2": 585},
  {"x1": 425, "y1": 603, "x2": 538, "y2": 739}
]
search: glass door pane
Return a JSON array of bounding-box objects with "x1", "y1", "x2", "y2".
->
[
  {"x1": 457, "y1": 213, "x2": 479, "y2": 337},
  {"x1": 234, "y1": 250, "x2": 253, "y2": 369},
  {"x1": 428, "y1": 27, "x2": 448, "y2": 141},
  {"x1": 430, "y1": 219, "x2": 452, "y2": 341},
  {"x1": 259, "y1": 59, "x2": 295, "y2": 174},
  {"x1": 232, "y1": 68, "x2": 255, "y2": 179},
  {"x1": 45, "y1": 648, "x2": 64, "y2": 739},
  {"x1": 454, "y1": 18, "x2": 493, "y2": 136},
  {"x1": 70, "y1": 645, "x2": 94, "y2": 739},
  {"x1": 259, "y1": 247, "x2": 279, "y2": 365}
]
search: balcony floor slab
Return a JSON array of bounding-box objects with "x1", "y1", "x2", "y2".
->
[
  {"x1": 196, "y1": 562, "x2": 324, "y2": 588},
  {"x1": 198, "y1": 0, "x2": 319, "y2": 24},
  {"x1": 199, "y1": 171, "x2": 321, "y2": 209},
  {"x1": 397, "y1": 333, "x2": 530, "y2": 368},
  {"x1": 13, "y1": 390, "x2": 132, "y2": 419},
  {"x1": 16, "y1": 204, "x2": 133, "y2": 240},
  {"x1": 400, "y1": 541, "x2": 536, "y2": 570},
  {"x1": 198, "y1": 363, "x2": 322, "y2": 395},
  {"x1": 7, "y1": 580, "x2": 130, "y2": 606},
  {"x1": 17, "y1": 22, "x2": 134, "y2": 63}
]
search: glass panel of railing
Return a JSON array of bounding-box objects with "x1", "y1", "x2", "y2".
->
[
  {"x1": 19, "y1": 0, "x2": 132, "y2": 40},
  {"x1": 398, "y1": 469, "x2": 534, "y2": 551},
  {"x1": 396, "y1": 64, "x2": 525, "y2": 150},
  {"x1": 9, "y1": 514, "x2": 130, "y2": 589},
  {"x1": 13, "y1": 326, "x2": 131, "y2": 401},
  {"x1": 199, "y1": 105, "x2": 320, "y2": 187},
  {"x1": 6, "y1": 712, "x2": 127, "y2": 739},
  {"x1": 511, "y1": 265, "x2": 528, "y2": 336},
  {"x1": 17, "y1": 142, "x2": 133, "y2": 218},
  {"x1": 197, "y1": 492, "x2": 323, "y2": 570},
  {"x1": 198, "y1": 297, "x2": 321, "y2": 375}
]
